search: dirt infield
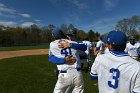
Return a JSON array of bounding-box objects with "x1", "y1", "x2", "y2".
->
[{"x1": 0, "y1": 49, "x2": 49, "y2": 59}]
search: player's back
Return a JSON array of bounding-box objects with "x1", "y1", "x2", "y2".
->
[
  {"x1": 49, "y1": 39, "x2": 81, "y2": 70},
  {"x1": 96, "y1": 51, "x2": 140, "y2": 93},
  {"x1": 50, "y1": 39, "x2": 77, "y2": 57}
]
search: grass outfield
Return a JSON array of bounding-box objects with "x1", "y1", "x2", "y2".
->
[
  {"x1": 0, "y1": 46, "x2": 49, "y2": 51},
  {"x1": 0, "y1": 55, "x2": 98, "y2": 93}
]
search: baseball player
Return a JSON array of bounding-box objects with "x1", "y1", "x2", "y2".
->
[
  {"x1": 81, "y1": 37, "x2": 94, "y2": 70},
  {"x1": 125, "y1": 36, "x2": 140, "y2": 60},
  {"x1": 95, "y1": 36, "x2": 106, "y2": 56},
  {"x1": 102, "y1": 37, "x2": 109, "y2": 54},
  {"x1": 49, "y1": 28, "x2": 86, "y2": 93},
  {"x1": 90, "y1": 31, "x2": 140, "y2": 93},
  {"x1": 58, "y1": 29, "x2": 91, "y2": 71}
]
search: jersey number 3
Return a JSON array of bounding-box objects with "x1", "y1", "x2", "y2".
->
[{"x1": 108, "y1": 68, "x2": 120, "y2": 89}]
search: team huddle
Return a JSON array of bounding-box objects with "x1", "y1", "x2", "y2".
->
[{"x1": 49, "y1": 28, "x2": 140, "y2": 93}]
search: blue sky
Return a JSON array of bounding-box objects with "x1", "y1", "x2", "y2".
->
[{"x1": 0, "y1": 0, "x2": 140, "y2": 34}]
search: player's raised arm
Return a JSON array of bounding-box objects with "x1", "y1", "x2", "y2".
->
[
  {"x1": 58, "y1": 28, "x2": 87, "y2": 51},
  {"x1": 58, "y1": 41, "x2": 87, "y2": 51}
]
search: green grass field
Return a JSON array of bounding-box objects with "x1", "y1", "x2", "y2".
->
[
  {"x1": 0, "y1": 46, "x2": 49, "y2": 51},
  {"x1": 0, "y1": 55, "x2": 98, "y2": 93}
]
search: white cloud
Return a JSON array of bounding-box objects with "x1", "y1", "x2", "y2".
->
[
  {"x1": 0, "y1": 3, "x2": 5, "y2": 7},
  {"x1": 35, "y1": 19, "x2": 41, "y2": 22},
  {"x1": 0, "y1": 3, "x2": 16, "y2": 14},
  {"x1": 0, "y1": 3, "x2": 31, "y2": 18},
  {"x1": 21, "y1": 22, "x2": 35, "y2": 27},
  {"x1": 0, "y1": 3, "x2": 41, "y2": 27},
  {"x1": 104, "y1": 0, "x2": 119, "y2": 11},
  {"x1": 0, "y1": 21, "x2": 17, "y2": 26},
  {"x1": 19, "y1": 13, "x2": 31, "y2": 18}
]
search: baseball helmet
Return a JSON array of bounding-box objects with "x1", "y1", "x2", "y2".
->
[
  {"x1": 66, "y1": 28, "x2": 77, "y2": 37},
  {"x1": 52, "y1": 28, "x2": 65, "y2": 39}
]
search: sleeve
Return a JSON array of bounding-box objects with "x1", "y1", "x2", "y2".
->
[
  {"x1": 49, "y1": 43, "x2": 66, "y2": 65},
  {"x1": 90, "y1": 57, "x2": 100, "y2": 80},
  {"x1": 70, "y1": 43, "x2": 87, "y2": 51},
  {"x1": 132, "y1": 68, "x2": 140, "y2": 93},
  {"x1": 49, "y1": 53, "x2": 66, "y2": 64}
]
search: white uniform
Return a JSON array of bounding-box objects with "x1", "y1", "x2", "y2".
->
[
  {"x1": 82, "y1": 40, "x2": 93, "y2": 55},
  {"x1": 49, "y1": 39, "x2": 84, "y2": 93},
  {"x1": 96, "y1": 40, "x2": 105, "y2": 56},
  {"x1": 125, "y1": 42, "x2": 140, "y2": 59},
  {"x1": 90, "y1": 51, "x2": 140, "y2": 93}
]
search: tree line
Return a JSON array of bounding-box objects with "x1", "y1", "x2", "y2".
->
[
  {"x1": 0, "y1": 24, "x2": 100, "y2": 46},
  {"x1": 0, "y1": 15, "x2": 140, "y2": 47}
]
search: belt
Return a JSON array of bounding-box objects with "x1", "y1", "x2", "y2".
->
[{"x1": 59, "y1": 68, "x2": 81, "y2": 73}]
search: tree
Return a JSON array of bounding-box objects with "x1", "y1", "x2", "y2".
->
[
  {"x1": 88, "y1": 30, "x2": 99, "y2": 42},
  {"x1": 68, "y1": 24, "x2": 75, "y2": 30},
  {"x1": 77, "y1": 30, "x2": 87, "y2": 41},
  {"x1": 60, "y1": 24, "x2": 68, "y2": 34},
  {"x1": 115, "y1": 16, "x2": 140, "y2": 37}
]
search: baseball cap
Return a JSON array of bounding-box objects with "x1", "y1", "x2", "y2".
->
[{"x1": 107, "y1": 30, "x2": 127, "y2": 45}]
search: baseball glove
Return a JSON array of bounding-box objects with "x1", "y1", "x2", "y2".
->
[{"x1": 65, "y1": 55, "x2": 76, "y2": 65}]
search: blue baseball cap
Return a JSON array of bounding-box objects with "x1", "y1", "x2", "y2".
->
[{"x1": 107, "y1": 31, "x2": 127, "y2": 45}]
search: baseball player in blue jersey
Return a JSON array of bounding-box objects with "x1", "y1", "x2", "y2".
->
[
  {"x1": 49, "y1": 28, "x2": 87, "y2": 93},
  {"x1": 90, "y1": 31, "x2": 140, "y2": 93},
  {"x1": 125, "y1": 36, "x2": 140, "y2": 60}
]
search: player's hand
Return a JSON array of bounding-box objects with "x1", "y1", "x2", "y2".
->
[
  {"x1": 65, "y1": 55, "x2": 76, "y2": 65},
  {"x1": 58, "y1": 41, "x2": 71, "y2": 49}
]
